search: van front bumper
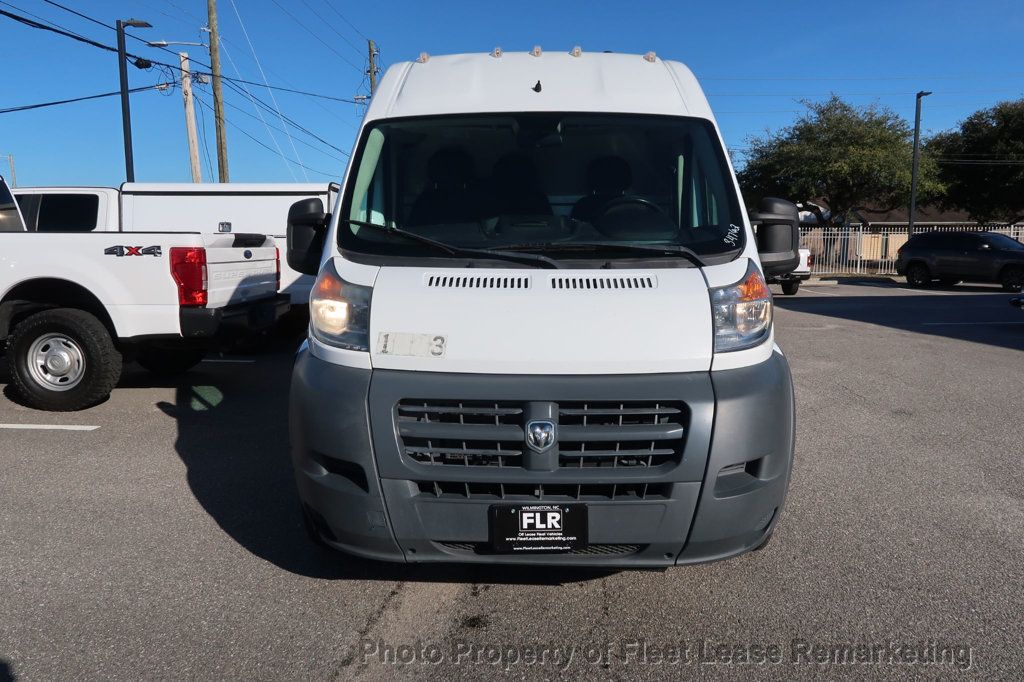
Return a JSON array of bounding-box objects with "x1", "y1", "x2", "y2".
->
[{"x1": 289, "y1": 349, "x2": 795, "y2": 567}]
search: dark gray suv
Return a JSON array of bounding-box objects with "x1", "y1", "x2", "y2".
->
[{"x1": 896, "y1": 231, "x2": 1024, "y2": 291}]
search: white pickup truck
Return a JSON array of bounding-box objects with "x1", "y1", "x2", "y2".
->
[
  {"x1": 12, "y1": 182, "x2": 336, "y2": 305},
  {"x1": 0, "y1": 176, "x2": 287, "y2": 411},
  {"x1": 765, "y1": 247, "x2": 812, "y2": 295}
]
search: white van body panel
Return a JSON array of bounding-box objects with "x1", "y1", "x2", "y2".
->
[{"x1": 366, "y1": 263, "x2": 714, "y2": 375}]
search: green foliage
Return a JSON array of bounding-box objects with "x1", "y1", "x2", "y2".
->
[
  {"x1": 738, "y1": 96, "x2": 942, "y2": 225},
  {"x1": 928, "y1": 100, "x2": 1024, "y2": 223}
]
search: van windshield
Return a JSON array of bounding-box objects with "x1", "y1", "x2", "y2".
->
[{"x1": 339, "y1": 113, "x2": 745, "y2": 262}]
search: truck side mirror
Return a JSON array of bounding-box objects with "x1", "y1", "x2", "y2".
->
[
  {"x1": 751, "y1": 197, "x2": 800, "y2": 276},
  {"x1": 287, "y1": 198, "x2": 329, "y2": 276}
]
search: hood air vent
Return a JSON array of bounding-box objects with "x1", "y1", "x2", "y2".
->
[
  {"x1": 550, "y1": 275, "x2": 658, "y2": 290},
  {"x1": 425, "y1": 274, "x2": 532, "y2": 289}
]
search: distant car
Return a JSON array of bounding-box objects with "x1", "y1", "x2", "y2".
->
[
  {"x1": 766, "y1": 248, "x2": 811, "y2": 295},
  {"x1": 896, "y1": 231, "x2": 1024, "y2": 291}
]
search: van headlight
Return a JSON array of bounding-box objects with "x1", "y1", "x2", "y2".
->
[
  {"x1": 309, "y1": 261, "x2": 372, "y2": 351},
  {"x1": 710, "y1": 261, "x2": 772, "y2": 352}
]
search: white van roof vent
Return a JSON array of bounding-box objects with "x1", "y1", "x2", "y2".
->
[
  {"x1": 424, "y1": 274, "x2": 532, "y2": 290},
  {"x1": 549, "y1": 275, "x2": 658, "y2": 291}
]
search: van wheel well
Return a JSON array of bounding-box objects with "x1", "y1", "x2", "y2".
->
[{"x1": 0, "y1": 279, "x2": 117, "y2": 342}]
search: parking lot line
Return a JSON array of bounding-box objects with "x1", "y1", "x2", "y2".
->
[
  {"x1": 0, "y1": 423, "x2": 100, "y2": 431},
  {"x1": 800, "y1": 287, "x2": 841, "y2": 296}
]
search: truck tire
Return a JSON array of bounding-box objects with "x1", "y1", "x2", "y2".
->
[
  {"x1": 7, "y1": 308, "x2": 122, "y2": 411},
  {"x1": 905, "y1": 262, "x2": 931, "y2": 288},
  {"x1": 136, "y1": 348, "x2": 205, "y2": 376},
  {"x1": 781, "y1": 280, "x2": 800, "y2": 295},
  {"x1": 1000, "y1": 267, "x2": 1024, "y2": 292}
]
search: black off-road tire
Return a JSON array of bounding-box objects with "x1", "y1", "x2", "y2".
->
[
  {"x1": 1000, "y1": 267, "x2": 1024, "y2": 292},
  {"x1": 905, "y1": 262, "x2": 931, "y2": 288},
  {"x1": 136, "y1": 347, "x2": 206, "y2": 376},
  {"x1": 7, "y1": 308, "x2": 122, "y2": 411},
  {"x1": 781, "y1": 280, "x2": 800, "y2": 295}
]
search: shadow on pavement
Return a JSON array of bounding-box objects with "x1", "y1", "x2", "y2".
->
[
  {"x1": 158, "y1": 349, "x2": 610, "y2": 586},
  {"x1": 0, "y1": 659, "x2": 15, "y2": 682},
  {"x1": 777, "y1": 290, "x2": 1024, "y2": 351}
]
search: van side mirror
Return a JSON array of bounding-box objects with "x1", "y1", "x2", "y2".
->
[
  {"x1": 751, "y1": 197, "x2": 800, "y2": 276},
  {"x1": 287, "y1": 198, "x2": 329, "y2": 276}
]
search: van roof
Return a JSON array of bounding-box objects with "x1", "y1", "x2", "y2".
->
[{"x1": 366, "y1": 51, "x2": 714, "y2": 122}]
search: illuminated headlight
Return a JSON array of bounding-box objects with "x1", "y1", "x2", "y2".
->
[
  {"x1": 309, "y1": 260, "x2": 371, "y2": 351},
  {"x1": 710, "y1": 261, "x2": 773, "y2": 352}
]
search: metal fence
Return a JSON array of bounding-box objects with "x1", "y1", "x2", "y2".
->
[{"x1": 799, "y1": 224, "x2": 1024, "y2": 276}]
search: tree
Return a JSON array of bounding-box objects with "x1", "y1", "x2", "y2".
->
[
  {"x1": 928, "y1": 100, "x2": 1024, "y2": 224},
  {"x1": 738, "y1": 96, "x2": 942, "y2": 225}
]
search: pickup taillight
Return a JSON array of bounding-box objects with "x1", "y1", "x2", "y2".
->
[
  {"x1": 170, "y1": 247, "x2": 208, "y2": 307},
  {"x1": 275, "y1": 246, "x2": 281, "y2": 290},
  {"x1": 807, "y1": 253, "x2": 815, "y2": 267}
]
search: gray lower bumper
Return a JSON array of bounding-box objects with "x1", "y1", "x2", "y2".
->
[{"x1": 289, "y1": 350, "x2": 795, "y2": 567}]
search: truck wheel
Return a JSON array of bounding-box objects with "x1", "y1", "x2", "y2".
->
[
  {"x1": 781, "y1": 281, "x2": 800, "y2": 295},
  {"x1": 7, "y1": 308, "x2": 122, "y2": 411},
  {"x1": 1000, "y1": 267, "x2": 1024, "y2": 292},
  {"x1": 905, "y1": 263, "x2": 931, "y2": 288},
  {"x1": 136, "y1": 348, "x2": 206, "y2": 376}
]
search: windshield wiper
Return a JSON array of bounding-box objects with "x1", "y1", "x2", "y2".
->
[
  {"x1": 490, "y1": 241, "x2": 708, "y2": 268},
  {"x1": 340, "y1": 219, "x2": 561, "y2": 269}
]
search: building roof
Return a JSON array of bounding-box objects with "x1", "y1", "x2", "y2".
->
[{"x1": 366, "y1": 50, "x2": 714, "y2": 122}]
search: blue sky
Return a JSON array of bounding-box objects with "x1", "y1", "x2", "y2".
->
[{"x1": 1, "y1": 0, "x2": 1022, "y2": 186}]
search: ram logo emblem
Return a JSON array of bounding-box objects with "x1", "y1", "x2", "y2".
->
[{"x1": 526, "y1": 420, "x2": 556, "y2": 452}]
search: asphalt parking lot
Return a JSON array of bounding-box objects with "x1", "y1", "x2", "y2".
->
[{"x1": 1, "y1": 280, "x2": 1022, "y2": 680}]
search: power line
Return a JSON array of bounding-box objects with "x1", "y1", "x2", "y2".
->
[
  {"x1": 219, "y1": 38, "x2": 296, "y2": 180},
  {"x1": 296, "y1": 0, "x2": 364, "y2": 57},
  {"x1": 220, "y1": 78, "x2": 349, "y2": 156},
  {"x1": 194, "y1": 93, "x2": 339, "y2": 177},
  {"x1": 267, "y1": 0, "x2": 362, "y2": 72},
  {"x1": 1, "y1": 82, "x2": 174, "y2": 114},
  {"x1": 318, "y1": 0, "x2": 369, "y2": 41},
  {"x1": 195, "y1": 89, "x2": 217, "y2": 180},
  {"x1": 209, "y1": 86, "x2": 347, "y2": 162},
  {"x1": 1, "y1": 5, "x2": 360, "y2": 105},
  {"x1": 226, "y1": 0, "x2": 307, "y2": 180}
]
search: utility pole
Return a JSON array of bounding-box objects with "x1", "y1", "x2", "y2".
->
[
  {"x1": 908, "y1": 90, "x2": 932, "y2": 238},
  {"x1": 179, "y1": 53, "x2": 202, "y2": 182},
  {"x1": 367, "y1": 39, "x2": 378, "y2": 95},
  {"x1": 6, "y1": 155, "x2": 16, "y2": 187},
  {"x1": 207, "y1": 0, "x2": 229, "y2": 182},
  {"x1": 116, "y1": 18, "x2": 151, "y2": 182}
]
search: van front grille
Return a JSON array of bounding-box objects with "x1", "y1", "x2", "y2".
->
[
  {"x1": 396, "y1": 399, "x2": 686, "y2": 471},
  {"x1": 415, "y1": 480, "x2": 673, "y2": 501}
]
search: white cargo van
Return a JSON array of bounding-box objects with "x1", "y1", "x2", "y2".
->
[
  {"x1": 13, "y1": 183, "x2": 337, "y2": 304},
  {"x1": 285, "y1": 50, "x2": 799, "y2": 567}
]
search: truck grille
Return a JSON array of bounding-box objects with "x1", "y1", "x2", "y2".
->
[{"x1": 396, "y1": 400, "x2": 686, "y2": 470}]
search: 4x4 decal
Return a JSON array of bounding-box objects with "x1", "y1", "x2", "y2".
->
[{"x1": 104, "y1": 245, "x2": 162, "y2": 257}]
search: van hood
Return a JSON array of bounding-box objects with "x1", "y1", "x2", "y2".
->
[{"x1": 366, "y1": 266, "x2": 714, "y2": 375}]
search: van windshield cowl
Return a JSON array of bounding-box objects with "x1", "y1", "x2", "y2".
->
[{"x1": 338, "y1": 113, "x2": 745, "y2": 265}]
